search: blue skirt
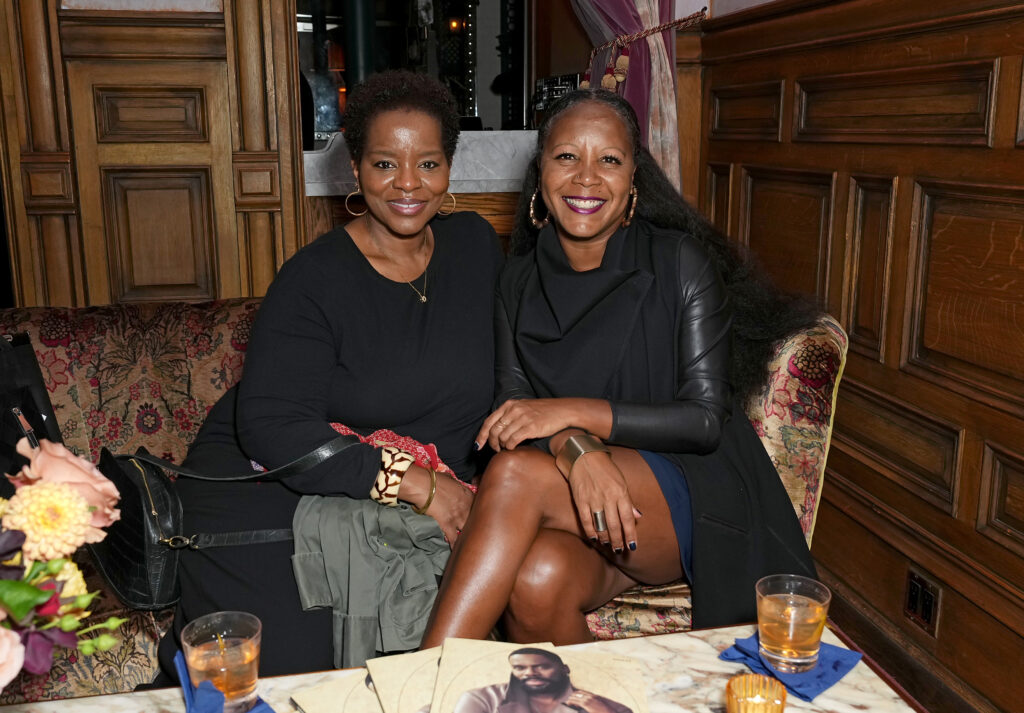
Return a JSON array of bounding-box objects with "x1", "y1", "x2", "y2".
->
[{"x1": 638, "y1": 450, "x2": 693, "y2": 581}]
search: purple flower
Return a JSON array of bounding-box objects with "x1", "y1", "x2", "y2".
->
[
  {"x1": 21, "y1": 628, "x2": 77, "y2": 675},
  {"x1": 0, "y1": 529, "x2": 26, "y2": 580}
]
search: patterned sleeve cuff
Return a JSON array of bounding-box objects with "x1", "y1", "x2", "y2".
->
[{"x1": 370, "y1": 446, "x2": 415, "y2": 506}]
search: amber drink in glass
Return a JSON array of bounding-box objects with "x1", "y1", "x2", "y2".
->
[
  {"x1": 182, "y1": 611, "x2": 262, "y2": 713},
  {"x1": 756, "y1": 574, "x2": 831, "y2": 673}
]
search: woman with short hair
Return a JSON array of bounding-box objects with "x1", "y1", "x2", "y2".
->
[{"x1": 159, "y1": 70, "x2": 501, "y2": 676}]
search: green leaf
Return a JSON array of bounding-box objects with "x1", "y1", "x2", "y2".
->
[
  {"x1": 24, "y1": 560, "x2": 48, "y2": 583},
  {"x1": 0, "y1": 579, "x2": 53, "y2": 621}
]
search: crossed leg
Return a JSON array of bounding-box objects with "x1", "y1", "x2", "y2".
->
[{"x1": 421, "y1": 446, "x2": 683, "y2": 647}]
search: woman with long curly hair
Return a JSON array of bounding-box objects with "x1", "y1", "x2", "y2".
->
[{"x1": 422, "y1": 88, "x2": 819, "y2": 646}]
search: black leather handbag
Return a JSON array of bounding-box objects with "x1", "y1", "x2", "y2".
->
[{"x1": 90, "y1": 434, "x2": 358, "y2": 611}]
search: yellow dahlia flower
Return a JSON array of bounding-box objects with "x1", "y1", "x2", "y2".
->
[
  {"x1": 2, "y1": 482, "x2": 91, "y2": 560},
  {"x1": 55, "y1": 560, "x2": 91, "y2": 615},
  {"x1": 0, "y1": 496, "x2": 7, "y2": 518}
]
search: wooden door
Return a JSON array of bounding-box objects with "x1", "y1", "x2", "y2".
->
[{"x1": 67, "y1": 60, "x2": 238, "y2": 303}]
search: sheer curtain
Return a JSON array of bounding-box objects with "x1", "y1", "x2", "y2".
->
[{"x1": 569, "y1": 0, "x2": 681, "y2": 191}]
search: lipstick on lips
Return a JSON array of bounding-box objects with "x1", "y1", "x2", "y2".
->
[
  {"x1": 388, "y1": 198, "x2": 427, "y2": 216},
  {"x1": 562, "y1": 195, "x2": 606, "y2": 215}
]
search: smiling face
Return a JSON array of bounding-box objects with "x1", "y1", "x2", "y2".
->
[
  {"x1": 508, "y1": 653, "x2": 570, "y2": 695},
  {"x1": 538, "y1": 101, "x2": 636, "y2": 247},
  {"x1": 352, "y1": 108, "x2": 450, "y2": 239}
]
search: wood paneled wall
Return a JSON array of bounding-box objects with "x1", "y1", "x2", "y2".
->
[
  {"x1": 687, "y1": 1, "x2": 1024, "y2": 710},
  {"x1": 0, "y1": 0, "x2": 303, "y2": 306}
]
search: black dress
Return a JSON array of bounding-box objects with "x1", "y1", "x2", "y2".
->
[
  {"x1": 157, "y1": 211, "x2": 502, "y2": 677},
  {"x1": 496, "y1": 220, "x2": 815, "y2": 628}
]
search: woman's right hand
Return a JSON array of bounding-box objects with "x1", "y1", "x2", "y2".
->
[{"x1": 398, "y1": 466, "x2": 474, "y2": 546}]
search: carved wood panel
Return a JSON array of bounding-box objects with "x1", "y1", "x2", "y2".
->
[
  {"x1": 978, "y1": 443, "x2": 1024, "y2": 559},
  {"x1": 67, "y1": 59, "x2": 238, "y2": 303},
  {"x1": 795, "y1": 61, "x2": 996, "y2": 146},
  {"x1": 739, "y1": 167, "x2": 832, "y2": 299},
  {"x1": 707, "y1": 163, "x2": 731, "y2": 233},
  {"x1": 710, "y1": 81, "x2": 783, "y2": 141},
  {"x1": 845, "y1": 176, "x2": 893, "y2": 360},
  {"x1": 906, "y1": 180, "x2": 1024, "y2": 416},
  {"x1": 103, "y1": 168, "x2": 214, "y2": 301},
  {"x1": 94, "y1": 86, "x2": 208, "y2": 142},
  {"x1": 1, "y1": 1, "x2": 80, "y2": 306},
  {"x1": 833, "y1": 380, "x2": 960, "y2": 513},
  {"x1": 698, "y1": 4, "x2": 1024, "y2": 709}
]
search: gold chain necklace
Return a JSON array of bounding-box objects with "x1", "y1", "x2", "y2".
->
[
  {"x1": 406, "y1": 269, "x2": 427, "y2": 303},
  {"x1": 370, "y1": 229, "x2": 431, "y2": 303}
]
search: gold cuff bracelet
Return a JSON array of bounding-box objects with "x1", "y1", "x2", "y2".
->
[{"x1": 554, "y1": 434, "x2": 610, "y2": 478}]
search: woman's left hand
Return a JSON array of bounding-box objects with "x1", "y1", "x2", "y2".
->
[
  {"x1": 477, "y1": 398, "x2": 574, "y2": 451},
  {"x1": 567, "y1": 449, "x2": 639, "y2": 552}
]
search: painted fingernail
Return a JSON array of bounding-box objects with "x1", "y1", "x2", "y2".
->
[
  {"x1": 473, "y1": 441, "x2": 481, "y2": 451},
  {"x1": 628, "y1": 541, "x2": 637, "y2": 551},
  {"x1": 613, "y1": 547, "x2": 624, "y2": 554},
  {"x1": 590, "y1": 536, "x2": 599, "y2": 542}
]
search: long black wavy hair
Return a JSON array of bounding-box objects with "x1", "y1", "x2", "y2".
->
[{"x1": 511, "y1": 88, "x2": 820, "y2": 403}]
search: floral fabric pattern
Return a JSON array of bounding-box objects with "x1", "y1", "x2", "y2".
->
[
  {"x1": 0, "y1": 301, "x2": 848, "y2": 690},
  {"x1": 586, "y1": 315, "x2": 848, "y2": 640},
  {"x1": 0, "y1": 299, "x2": 258, "y2": 703}
]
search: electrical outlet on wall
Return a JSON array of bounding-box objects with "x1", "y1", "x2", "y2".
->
[{"x1": 904, "y1": 569, "x2": 941, "y2": 637}]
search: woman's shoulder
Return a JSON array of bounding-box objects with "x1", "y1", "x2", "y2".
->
[
  {"x1": 639, "y1": 220, "x2": 715, "y2": 272},
  {"x1": 434, "y1": 210, "x2": 495, "y2": 237},
  {"x1": 497, "y1": 250, "x2": 534, "y2": 297},
  {"x1": 262, "y1": 226, "x2": 355, "y2": 301}
]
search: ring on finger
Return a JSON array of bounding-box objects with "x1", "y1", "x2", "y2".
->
[{"x1": 592, "y1": 510, "x2": 608, "y2": 533}]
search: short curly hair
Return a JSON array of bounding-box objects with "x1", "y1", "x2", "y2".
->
[{"x1": 343, "y1": 70, "x2": 460, "y2": 165}]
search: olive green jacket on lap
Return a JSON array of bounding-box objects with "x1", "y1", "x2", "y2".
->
[{"x1": 291, "y1": 495, "x2": 449, "y2": 668}]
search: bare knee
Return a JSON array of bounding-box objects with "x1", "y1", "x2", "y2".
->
[
  {"x1": 506, "y1": 532, "x2": 587, "y2": 637},
  {"x1": 479, "y1": 448, "x2": 558, "y2": 499}
]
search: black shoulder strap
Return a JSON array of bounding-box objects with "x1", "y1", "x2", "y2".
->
[{"x1": 129, "y1": 433, "x2": 361, "y2": 482}]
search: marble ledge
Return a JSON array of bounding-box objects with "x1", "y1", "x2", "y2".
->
[
  {"x1": 3, "y1": 625, "x2": 914, "y2": 713},
  {"x1": 303, "y1": 130, "x2": 537, "y2": 197}
]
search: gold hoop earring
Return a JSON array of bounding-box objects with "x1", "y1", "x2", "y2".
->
[
  {"x1": 529, "y1": 189, "x2": 549, "y2": 229},
  {"x1": 438, "y1": 192, "x2": 457, "y2": 216},
  {"x1": 344, "y1": 186, "x2": 367, "y2": 217},
  {"x1": 622, "y1": 185, "x2": 638, "y2": 227}
]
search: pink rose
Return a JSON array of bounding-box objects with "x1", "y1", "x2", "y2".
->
[
  {"x1": 0, "y1": 626, "x2": 25, "y2": 690},
  {"x1": 10, "y1": 438, "x2": 120, "y2": 542}
]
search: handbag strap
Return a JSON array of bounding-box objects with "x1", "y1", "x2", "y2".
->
[{"x1": 129, "y1": 433, "x2": 361, "y2": 483}]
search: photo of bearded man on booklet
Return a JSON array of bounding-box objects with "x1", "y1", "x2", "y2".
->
[{"x1": 453, "y1": 649, "x2": 633, "y2": 713}]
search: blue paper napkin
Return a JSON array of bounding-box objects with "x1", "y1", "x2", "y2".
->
[
  {"x1": 719, "y1": 633, "x2": 862, "y2": 701},
  {"x1": 174, "y1": 651, "x2": 277, "y2": 713}
]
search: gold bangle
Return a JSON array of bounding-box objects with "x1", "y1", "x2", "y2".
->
[
  {"x1": 554, "y1": 434, "x2": 610, "y2": 478},
  {"x1": 413, "y1": 468, "x2": 437, "y2": 515}
]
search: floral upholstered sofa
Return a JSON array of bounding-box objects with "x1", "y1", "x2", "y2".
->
[{"x1": 0, "y1": 299, "x2": 847, "y2": 702}]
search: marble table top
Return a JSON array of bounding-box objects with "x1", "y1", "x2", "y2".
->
[{"x1": 3, "y1": 625, "x2": 915, "y2": 713}]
